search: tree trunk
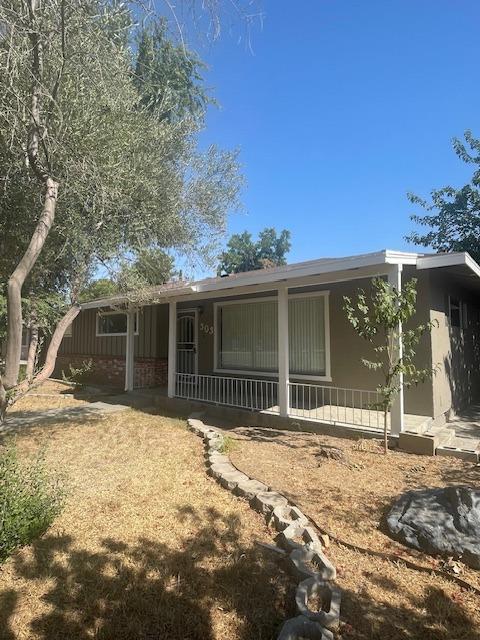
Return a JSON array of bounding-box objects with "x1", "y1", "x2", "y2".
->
[
  {"x1": 26, "y1": 326, "x2": 39, "y2": 382},
  {"x1": 1, "y1": 305, "x2": 81, "y2": 420},
  {"x1": 3, "y1": 178, "x2": 58, "y2": 389}
]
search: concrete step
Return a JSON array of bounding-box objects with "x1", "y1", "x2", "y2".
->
[
  {"x1": 398, "y1": 426, "x2": 455, "y2": 456},
  {"x1": 436, "y1": 435, "x2": 480, "y2": 462},
  {"x1": 424, "y1": 427, "x2": 456, "y2": 448}
]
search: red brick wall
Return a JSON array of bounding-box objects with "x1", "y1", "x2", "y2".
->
[{"x1": 55, "y1": 354, "x2": 168, "y2": 389}]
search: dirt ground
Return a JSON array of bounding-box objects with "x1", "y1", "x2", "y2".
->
[
  {"x1": 227, "y1": 425, "x2": 480, "y2": 640},
  {"x1": 0, "y1": 404, "x2": 294, "y2": 640}
]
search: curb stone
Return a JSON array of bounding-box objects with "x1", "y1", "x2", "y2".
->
[
  {"x1": 295, "y1": 577, "x2": 341, "y2": 630},
  {"x1": 277, "y1": 615, "x2": 334, "y2": 640},
  {"x1": 187, "y1": 414, "x2": 342, "y2": 640}
]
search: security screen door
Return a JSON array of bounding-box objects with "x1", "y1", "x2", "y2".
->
[{"x1": 176, "y1": 311, "x2": 198, "y2": 375}]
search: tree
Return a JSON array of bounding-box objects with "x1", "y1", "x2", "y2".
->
[
  {"x1": 407, "y1": 131, "x2": 480, "y2": 262},
  {"x1": 78, "y1": 279, "x2": 119, "y2": 304},
  {"x1": 218, "y1": 228, "x2": 291, "y2": 275},
  {"x1": 0, "y1": 1, "x2": 242, "y2": 419},
  {"x1": 116, "y1": 248, "x2": 177, "y2": 291},
  {"x1": 343, "y1": 278, "x2": 435, "y2": 454}
]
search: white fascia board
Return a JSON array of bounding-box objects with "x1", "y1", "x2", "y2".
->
[
  {"x1": 80, "y1": 286, "x2": 196, "y2": 310},
  {"x1": 417, "y1": 252, "x2": 480, "y2": 279},
  {"x1": 192, "y1": 251, "x2": 392, "y2": 294},
  {"x1": 384, "y1": 249, "x2": 420, "y2": 265}
]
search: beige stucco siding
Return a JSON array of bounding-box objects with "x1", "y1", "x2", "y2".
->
[
  {"x1": 188, "y1": 276, "x2": 435, "y2": 418},
  {"x1": 428, "y1": 270, "x2": 480, "y2": 419}
]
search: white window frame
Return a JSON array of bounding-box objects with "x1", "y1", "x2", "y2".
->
[
  {"x1": 213, "y1": 291, "x2": 331, "y2": 382},
  {"x1": 96, "y1": 310, "x2": 139, "y2": 337}
]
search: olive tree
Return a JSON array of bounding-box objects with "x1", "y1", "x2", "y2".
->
[{"x1": 0, "y1": 1, "x2": 242, "y2": 418}]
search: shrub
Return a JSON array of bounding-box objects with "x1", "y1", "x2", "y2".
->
[{"x1": 0, "y1": 441, "x2": 66, "y2": 562}]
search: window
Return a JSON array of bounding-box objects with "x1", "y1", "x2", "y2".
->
[
  {"x1": 96, "y1": 311, "x2": 138, "y2": 336},
  {"x1": 215, "y1": 293, "x2": 329, "y2": 379},
  {"x1": 218, "y1": 300, "x2": 278, "y2": 371},
  {"x1": 448, "y1": 297, "x2": 467, "y2": 329},
  {"x1": 289, "y1": 295, "x2": 326, "y2": 375}
]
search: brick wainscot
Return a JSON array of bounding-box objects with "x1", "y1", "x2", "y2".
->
[{"x1": 55, "y1": 355, "x2": 168, "y2": 389}]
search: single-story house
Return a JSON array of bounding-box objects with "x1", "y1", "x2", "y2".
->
[{"x1": 55, "y1": 249, "x2": 480, "y2": 440}]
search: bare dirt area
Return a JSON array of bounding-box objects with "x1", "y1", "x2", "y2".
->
[
  {"x1": 0, "y1": 409, "x2": 294, "y2": 640},
  {"x1": 228, "y1": 426, "x2": 480, "y2": 640}
]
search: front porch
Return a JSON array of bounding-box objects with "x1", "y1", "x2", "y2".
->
[
  {"x1": 119, "y1": 262, "x2": 414, "y2": 437},
  {"x1": 173, "y1": 372, "x2": 428, "y2": 433}
]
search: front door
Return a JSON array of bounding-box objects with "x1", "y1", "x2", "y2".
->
[{"x1": 176, "y1": 310, "x2": 198, "y2": 375}]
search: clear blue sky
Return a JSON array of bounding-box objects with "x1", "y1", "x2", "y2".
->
[{"x1": 193, "y1": 0, "x2": 480, "y2": 268}]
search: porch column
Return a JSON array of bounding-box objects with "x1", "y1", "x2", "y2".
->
[
  {"x1": 167, "y1": 300, "x2": 177, "y2": 398},
  {"x1": 388, "y1": 264, "x2": 404, "y2": 435},
  {"x1": 278, "y1": 287, "x2": 290, "y2": 417},
  {"x1": 125, "y1": 308, "x2": 135, "y2": 392}
]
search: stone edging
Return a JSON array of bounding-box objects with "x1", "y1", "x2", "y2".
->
[{"x1": 187, "y1": 414, "x2": 342, "y2": 640}]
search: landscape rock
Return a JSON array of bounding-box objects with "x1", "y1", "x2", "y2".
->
[
  {"x1": 219, "y1": 470, "x2": 250, "y2": 491},
  {"x1": 387, "y1": 486, "x2": 480, "y2": 568},
  {"x1": 295, "y1": 577, "x2": 341, "y2": 630},
  {"x1": 271, "y1": 505, "x2": 309, "y2": 532},
  {"x1": 251, "y1": 491, "x2": 289, "y2": 515},
  {"x1": 288, "y1": 545, "x2": 337, "y2": 581},
  {"x1": 276, "y1": 615, "x2": 334, "y2": 640},
  {"x1": 234, "y1": 478, "x2": 269, "y2": 500}
]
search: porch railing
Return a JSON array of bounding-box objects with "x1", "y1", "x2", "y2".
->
[
  {"x1": 175, "y1": 373, "x2": 278, "y2": 412},
  {"x1": 288, "y1": 381, "x2": 384, "y2": 430},
  {"x1": 175, "y1": 373, "x2": 385, "y2": 430}
]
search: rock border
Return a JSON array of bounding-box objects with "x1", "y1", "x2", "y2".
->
[{"x1": 187, "y1": 414, "x2": 341, "y2": 640}]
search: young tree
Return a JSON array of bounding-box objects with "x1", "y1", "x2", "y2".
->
[
  {"x1": 0, "y1": 1, "x2": 242, "y2": 419},
  {"x1": 343, "y1": 278, "x2": 435, "y2": 454},
  {"x1": 218, "y1": 227, "x2": 291, "y2": 275},
  {"x1": 407, "y1": 131, "x2": 480, "y2": 261}
]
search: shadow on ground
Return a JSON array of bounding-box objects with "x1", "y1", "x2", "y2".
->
[
  {"x1": 0, "y1": 507, "x2": 294, "y2": 640},
  {"x1": 339, "y1": 579, "x2": 480, "y2": 640}
]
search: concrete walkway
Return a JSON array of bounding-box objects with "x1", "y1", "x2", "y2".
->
[
  {"x1": 1, "y1": 401, "x2": 128, "y2": 433},
  {"x1": 448, "y1": 404, "x2": 480, "y2": 440}
]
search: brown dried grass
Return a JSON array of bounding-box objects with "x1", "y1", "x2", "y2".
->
[
  {"x1": 0, "y1": 408, "x2": 294, "y2": 640},
  {"x1": 11, "y1": 380, "x2": 89, "y2": 414},
  {"x1": 229, "y1": 427, "x2": 480, "y2": 640}
]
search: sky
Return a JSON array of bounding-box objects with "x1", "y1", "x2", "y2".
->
[{"x1": 184, "y1": 0, "x2": 480, "y2": 272}]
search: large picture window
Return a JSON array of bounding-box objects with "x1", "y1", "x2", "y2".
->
[
  {"x1": 215, "y1": 293, "x2": 329, "y2": 379},
  {"x1": 97, "y1": 311, "x2": 138, "y2": 336}
]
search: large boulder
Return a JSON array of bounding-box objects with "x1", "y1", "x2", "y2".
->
[{"x1": 387, "y1": 486, "x2": 480, "y2": 568}]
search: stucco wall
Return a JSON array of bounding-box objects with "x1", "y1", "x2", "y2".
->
[
  {"x1": 428, "y1": 270, "x2": 480, "y2": 419},
  {"x1": 188, "y1": 276, "x2": 435, "y2": 418}
]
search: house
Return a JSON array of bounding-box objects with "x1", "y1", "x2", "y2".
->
[{"x1": 56, "y1": 249, "x2": 480, "y2": 446}]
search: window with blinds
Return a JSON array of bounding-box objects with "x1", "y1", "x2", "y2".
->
[{"x1": 216, "y1": 294, "x2": 327, "y2": 376}]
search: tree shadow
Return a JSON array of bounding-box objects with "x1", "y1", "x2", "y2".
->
[
  {"x1": 340, "y1": 582, "x2": 480, "y2": 640},
  {"x1": 1, "y1": 507, "x2": 294, "y2": 640}
]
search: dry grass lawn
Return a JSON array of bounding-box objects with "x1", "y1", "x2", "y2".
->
[
  {"x1": 226, "y1": 425, "x2": 480, "y2": 640},
  {"x1": 0, "y1": 401, "x2": 294, "y2": 640},
  {"x1": 10, "y1": 380, "x2": 90, "y2": 414}
]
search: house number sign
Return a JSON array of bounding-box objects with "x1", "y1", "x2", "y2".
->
[{"x1": 200, "y1": 322, "x2": 214, "y2": 335}]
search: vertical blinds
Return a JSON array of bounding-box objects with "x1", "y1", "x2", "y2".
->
[
  {"x1": 218, "y1": 295, "x2": 326, "y2": 376},
  {"x1": 220, "y1": 301, "x2": 278, "y2": 371}
]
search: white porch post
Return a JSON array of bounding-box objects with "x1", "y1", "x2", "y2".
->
[
  {"x1": 278, "y1": 287, "x2": 290, "y2": 417},
  {"x1": 388, "y1": 264, "x2": 404, "y2": 435},
  {"x1": 125, "y1": 308, "x2": 135, "y2": 392},
  {"x1": 168, "y1": 300, "x2": 177, "y2": 398}
]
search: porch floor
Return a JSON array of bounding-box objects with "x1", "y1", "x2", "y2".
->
[{"x1": 271, "y1": 404, "x2": 429, "y2": 432}]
